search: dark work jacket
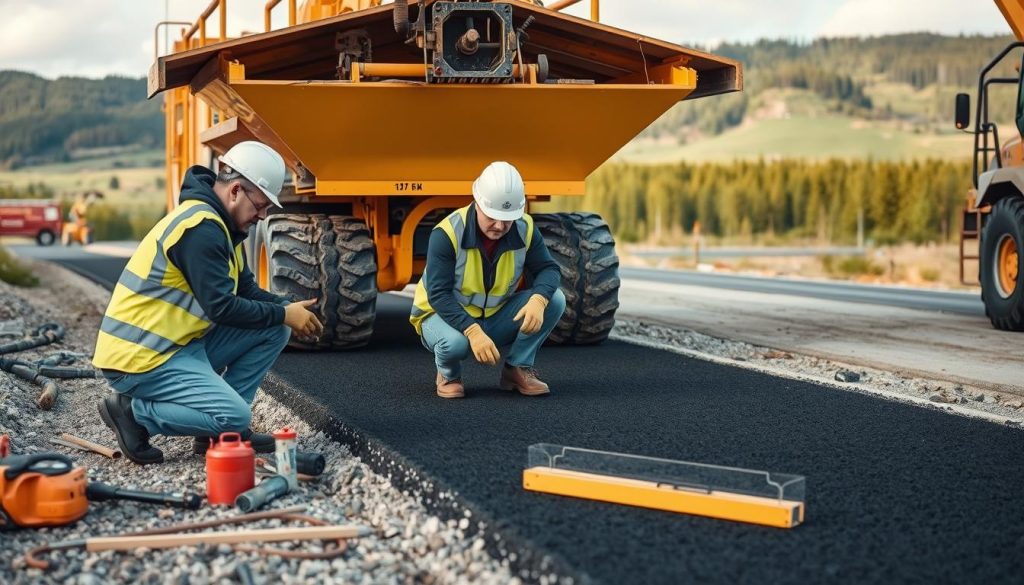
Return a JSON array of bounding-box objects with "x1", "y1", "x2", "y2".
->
[
  {"x1": 425, "y1": 203, "x2": 561, "y2": 332},
  {"x1": 166, "y1": 166, "x2": 287, "y2": 329}
]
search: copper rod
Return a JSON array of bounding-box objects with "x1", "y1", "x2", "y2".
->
[
  {"x1": 59, "y1": 433, "x2": 121, "y2": 459},
  {"x1": 358, "y1": 62, "x2": 532, "y2": 78},
  {"x1": 85, "y1": 525, "x2": 370, "y2": 552}
]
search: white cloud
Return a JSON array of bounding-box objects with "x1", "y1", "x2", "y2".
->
[
  {"x1": 558, "y1": 0, "x2": 843, "y2": 45},
  {"x1": 0, "y1": 0, "x2": 1015, "y2": 79},
  {"x1": 0, "y1": 0, "x2": 264, "y2": 79},
  {"x1": 817, "y1": 0, "x2": 1008, "y2": 38}
]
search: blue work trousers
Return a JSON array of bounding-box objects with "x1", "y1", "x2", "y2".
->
[
  {"x1": 420, "y1": 288, "x2": 566, "y2": 381},
  {"x1": 106, "y1": 324, "x2": 291, "y2": 437}
]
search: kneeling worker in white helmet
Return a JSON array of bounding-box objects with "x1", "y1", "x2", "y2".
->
[
  {"x1": 92, "y1": 141, "x2": 323, "y2": 464},
  {"x1": 410, "y1": 161, "x2": 566, "y2": 398}
]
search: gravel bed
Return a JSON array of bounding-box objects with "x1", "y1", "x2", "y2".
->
[
  {"x1": 3, "y1": 259, "x2": 1017, "y2": 584},
  {"x1": 612, "y1": 319, "x2": 1024, "y2": 428},
  {"x1": 0, "y1": 260, "x2": 519, "y2": 585}
]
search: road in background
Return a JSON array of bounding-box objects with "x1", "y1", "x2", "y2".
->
[
  {"x1": 9, "y1": 244, "x2": 1018, "y2": 392},
  {"x1": 618, "y1": 267, "x2": 1021, "y2": 393}
]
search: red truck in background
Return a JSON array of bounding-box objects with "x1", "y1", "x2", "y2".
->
[{"x1": 0, "y1": 199, "x2": 62, "y2": 245}]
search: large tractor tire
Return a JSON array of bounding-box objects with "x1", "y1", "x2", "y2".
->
[
  {"x1": 255, "y1": 214, "x2": 377, "y2": 349},
  {"x1": 980, "y1": 196, "x2": 1024, "y2": 331},
  {"x1": 533, "y1": 212, "x2": 620, "y2": 344}
]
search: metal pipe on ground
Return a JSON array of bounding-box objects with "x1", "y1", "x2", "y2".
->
[
  {"x1": 25, "y1": 506, "x2": 371, "y2": 570},
  {"x1": 0, "y1": 359, "x2": 60, "y2": 410},
  {"x1": 55, "y1": 433, "x2": 121, "y2": 459}
]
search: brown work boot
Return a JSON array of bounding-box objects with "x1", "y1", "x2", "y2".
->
[
  {"x1": 436, "y1": 373, "x2": 465, "y2": 399},
  {"x1": 500, "y1": 364, "x2": 550, "y2": 396}
]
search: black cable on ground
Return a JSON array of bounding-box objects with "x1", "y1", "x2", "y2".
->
[
  {"x1": 0, "y1": 323, "x2": 97, "y2": 410},
  {"x1": 0, "y1": 323, "x2": 64, "y2": 355}
]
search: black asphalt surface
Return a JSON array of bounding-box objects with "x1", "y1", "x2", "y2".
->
[
  {"x1": 621, "y1": 267, "x2": 985, "y2": 317},
  {"x1": 24, "y1": 248, "x2": 1024, "y2": 584},
  {"x1": 272, "y1": 296, "x2": 1024, "y2": 585},
  {"x1": 7, "y1": 245, "x2": 125, "y2": 289}
]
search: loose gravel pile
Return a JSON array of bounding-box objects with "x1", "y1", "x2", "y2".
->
[{"x1": 0, "y1": 261, "x2": 518, "y2": 585}]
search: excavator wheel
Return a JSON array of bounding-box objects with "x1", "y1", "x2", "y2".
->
[
  {"x1": 327, "y1": 215, "x2": 378, "y2": 349},
  {"x1": 533, "y1": 212, "x2": 620, "y2": 345},
  {"x1": 980, "y1": 196, "x2": 1024, "y2": 331},
  {"x1": 253, "y1": 214, "x2": 377, "y2": 350}
]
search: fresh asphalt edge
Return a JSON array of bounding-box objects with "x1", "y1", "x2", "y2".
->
[
  {"x1": 50, "y1": 257, "x2": 119, "y2": 290},
  {"x1": 68, "y1": 257, "x2": 583, "y2": 583},
  {"x1": 260, "y1": 371, "x2": 590, "y2": 585},
  {"x1": 608, "y1": 332, "x2": 1024, "y2": 430}
]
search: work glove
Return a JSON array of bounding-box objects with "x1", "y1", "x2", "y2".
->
[
  {"x1": 284, "y1": 298, "x2": 324, "y2": 340},
  {"x1": 513, "y1": 294, "x2": 549, "y2": 335},
  {"x1": 464, "y1": 323, "x2": 500, "y2": 366}
]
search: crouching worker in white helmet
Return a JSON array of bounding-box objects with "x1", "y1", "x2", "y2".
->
[
  {"x1": 92, "y1": 141, "x2": 324, "y2": 464},
  {"x1": 410, "y1": 161, "x2": 566, "y2": 399}
]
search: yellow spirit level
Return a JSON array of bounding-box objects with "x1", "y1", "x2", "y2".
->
[{"x1": 522, "y1": 444, "x2": 805, "y2": 529}]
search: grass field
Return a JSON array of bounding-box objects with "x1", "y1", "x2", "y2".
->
[
  {"x1": 617, "y1": 116, "x2": 973, "y2": 163},
  {"x1": 0, "y1": 149, "x2": 167, "y2": 240},
  {"x1": 0, "y1": 149, "x2": 165, "y2": 210}
]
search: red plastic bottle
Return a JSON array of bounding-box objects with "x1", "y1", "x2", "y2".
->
[{"x1": 205, "y1": 432, "x2": 255, "y2": 505}]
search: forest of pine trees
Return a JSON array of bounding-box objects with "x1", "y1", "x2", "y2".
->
[{"x1": 545, "y1": 159, "x2": 971, "y2": 245}]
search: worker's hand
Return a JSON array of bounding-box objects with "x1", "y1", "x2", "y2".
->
[
  {"x1": 464, "y1": 323, "x2": 500, "y2": 366},
  {"x1": 284, "y1": 299, "x2": 324, "y2": 340},
  {"x1": 513, "y1": 294, "x2": 549, "y2": 335}
]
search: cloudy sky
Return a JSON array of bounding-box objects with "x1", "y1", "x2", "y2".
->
[{"x1": 0, "y1": 0, "x2": 1011, "y2": 79}]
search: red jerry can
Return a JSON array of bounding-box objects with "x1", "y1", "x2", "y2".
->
[{"x1": 205, "y1": 432, "x2": 255, "y2": 505}]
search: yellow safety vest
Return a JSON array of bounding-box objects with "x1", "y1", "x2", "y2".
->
[
  {"x1": 92, "y1": 200, "x2": 243, "y2": 373},
  {"x1": 410, "y1": 205, "x2": 534, "y2": 335}
]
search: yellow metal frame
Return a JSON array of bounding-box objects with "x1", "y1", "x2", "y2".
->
[
  {"x1": 996, "y1": 0, "x2": 1024, "y2": 40},
  {"x1": 523, "y1": 466, "x2": 804, "y2": 529},
  {"x1": 161, "y1": 0, "x2": 708, "y2": 293}
]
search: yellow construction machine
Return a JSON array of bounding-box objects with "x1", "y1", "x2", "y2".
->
[
  {"x1": 60, "y1": 190, "x2": 104, "y2": 247},
  {"x1": 955, "y1": 0, "x2": 1024, "y2": 330},
  {"x1": 150, "y1": 0, "x2": 742, "y2": 348}
]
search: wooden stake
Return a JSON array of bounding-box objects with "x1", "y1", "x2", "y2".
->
[
  {"x1": 85, "y1": 525, "x2": 370, "y2": 552},
  {"x1": 58, "y1": 433, "x2": 121, "y2": 459}
]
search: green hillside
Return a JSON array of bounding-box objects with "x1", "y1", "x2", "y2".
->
[
  {"x1": 0, "y1": 71, "x2": 161, "y2": 168},
  {"x1": 619, "y1": 116, "x2": 971, "y2": 163},
  {"x1": 0, "y1": 33, "x2": 1019, "y2": 167},
  {"x1": 624, "y1": 33, "x2": 1018, "y2": 162}
]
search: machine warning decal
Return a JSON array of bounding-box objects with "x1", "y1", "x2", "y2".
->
[{"x1": 394, "y1": 182, "x2": 424, "y2": 192}]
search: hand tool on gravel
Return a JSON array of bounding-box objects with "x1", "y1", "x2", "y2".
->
[
  {"x1": 1, "y1": 452, "x2": 201, "y2": 530},
  {"x1": 24, "y1": 505, "x2": 374, "y2": 569},
  {"x1": 50, "y1": 433, "x2": 121, "y2": 459}
]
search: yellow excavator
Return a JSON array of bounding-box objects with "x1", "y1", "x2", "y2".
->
[
  {"x1": 150, "y1": 0, "x2": 742, "y2": 348},
  {"x1": 955, "y1": 0, "x2": 1024, "y2": 330},
  {"x1": 60, "y1": 190, "x2": 104, "y2": 246}
]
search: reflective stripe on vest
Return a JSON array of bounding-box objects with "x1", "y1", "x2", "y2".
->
[
  {"x1": 410, "y1": 205, "x2": 534, "y2": 335},
  {"x1": 92, "y1": 200, "x2": 243, "y2": 373}
]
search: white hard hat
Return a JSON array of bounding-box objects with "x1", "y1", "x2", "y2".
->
[
  {"x1": 472, "y1": 161, "x2": 526, "y2": 221},
  {"x1": 218, "y1": 141, "x2": 287, "y2": 207}
]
